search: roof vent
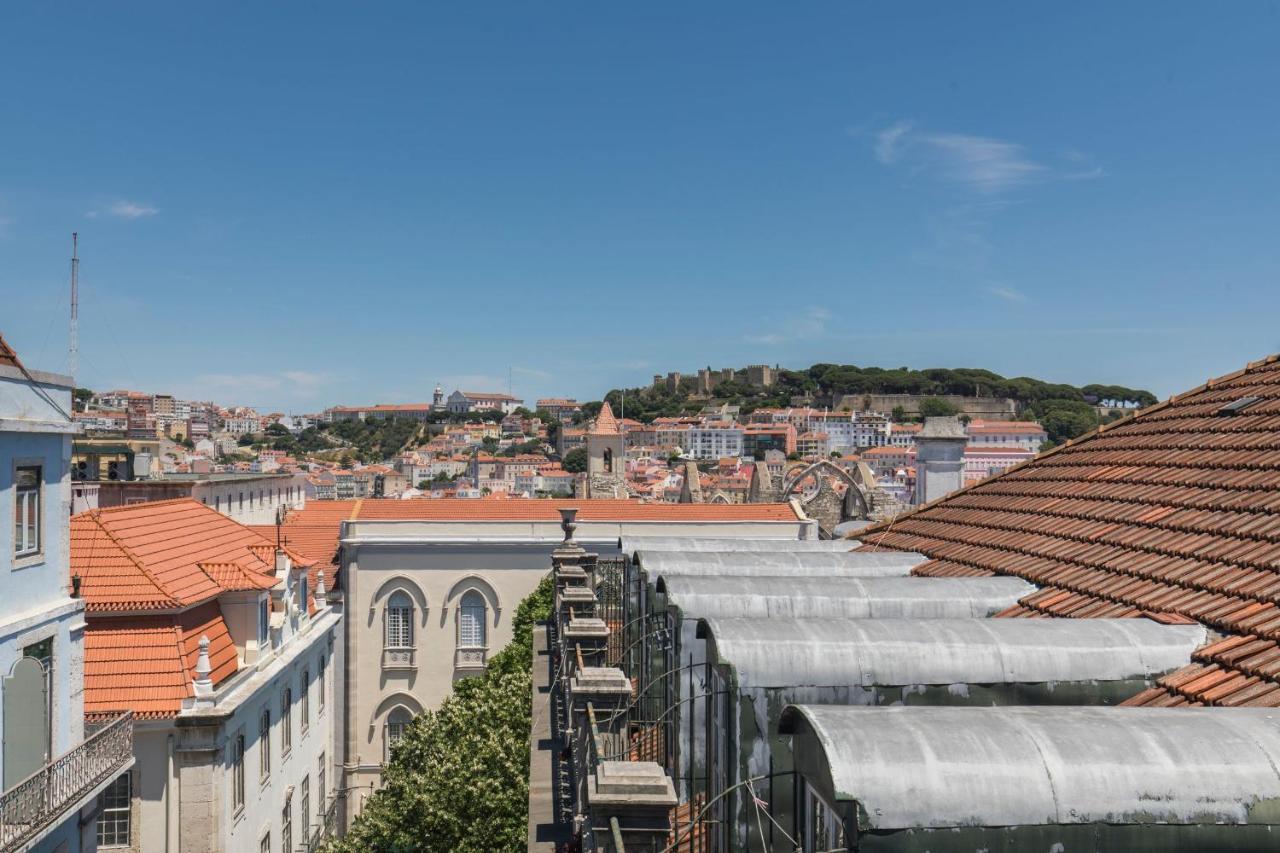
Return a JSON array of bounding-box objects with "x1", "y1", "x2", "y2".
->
[{"x1": 1218, "y1": 396, "x2": 1261, "y2": 416}]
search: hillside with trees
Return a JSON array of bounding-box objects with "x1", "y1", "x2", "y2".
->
[{"x1": 595, "y1": 364, "x2": 1157, "y2": 446}]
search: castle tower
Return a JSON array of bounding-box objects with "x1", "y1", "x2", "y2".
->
[{"x1": 585, "y1": 402, "x2": 627, "y2": 498}]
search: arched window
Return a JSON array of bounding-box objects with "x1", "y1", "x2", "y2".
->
[
  {"x1": 385, "y1": 591, "x2": 414, "y2": 649},
  {"x1": 384, "y1": 707, "x2": 412, "y2": 761},
  {"x1": 602, "y1": 447, "x2": 614, "y2": 473},
  {"x1": 458, "y1": 591, "x2": 486, "y2": 649}
]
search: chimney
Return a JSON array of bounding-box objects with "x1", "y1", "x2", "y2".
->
[{"x1": 914, "y1": 416, "x2": 968, "y2": 505}]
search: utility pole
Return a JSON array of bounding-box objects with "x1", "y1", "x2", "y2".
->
[{"x1": 69, "y1": 232, "x2": 79, "y2": 383}]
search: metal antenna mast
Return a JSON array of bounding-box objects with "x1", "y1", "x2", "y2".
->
[{"x1": 69, "y1": 232, "x2": 79, "y2": 382}]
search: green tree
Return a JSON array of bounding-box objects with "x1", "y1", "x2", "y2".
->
[
  {"x1": 237, "y1": 433, "x2": 256, "y2": 447},
  {"x1": 73, "y1": 387, "x2": 94, "y2": 411},
  {"x1": 919, "y1": 397, "x2": 960, "y2": 418},
  {"x1": 561, "y1": 447, "x2": 588, "y2": 473},
  {"x1": 890, "y1": 405, "x2": 907, "y2": 422},
  {"x1": 328, "y1": 576, "x2": 553, "y2": 853}
]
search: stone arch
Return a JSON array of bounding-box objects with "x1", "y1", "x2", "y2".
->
[
  {"x1": 443, "y1": 574, "x2": 501, "y2": 627},
  {"x1": 371, "y1": 691, "x2": 424, "y2": 727},
  {"x1": 781, "y1": 460, "x2": 870, "y2": 536},
  {"x1": 709, "y1": 492, "x2": 730, "y2": 504},
  {"x1": 367, "y1": 575, "x2": 429, "y2": 628}
]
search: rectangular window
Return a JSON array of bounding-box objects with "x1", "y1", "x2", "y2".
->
[
  {"x1": 318, "y1": 754, "x2": 326, "y2": 817},
  {"x1": 300, "y1": 775, "x2": 310, "y2": 838},
  {"x1": 281, "y1": 689, "x2": 292, "y2": 755},
  {"x1": 97, "y1": 773, "x2": 131, "y2": 846},
  {"x1": 301, "y1": 670, "x2": 310, "y2": 733},
  {"x1": 259, "y1": 597, "x2": 270, "y2": 648},
  {"x1": 385, "y1": 606, "x2": 413, "y2": 648},
  {"x1": 14, "y1": 465, "x2": 41, "y2": 557},
  {"x1": 233, "y1": 733, "x2": 246, "y2": 811},
  {"x1": 259, "y1": 707, "x2": 271, "y2": 780},
  {"x1": 282, "y1": 792, "x2": 292, "y2": 853},
  {"x1": 319, "y1": 655, "x2": 326, "y2": 712}
]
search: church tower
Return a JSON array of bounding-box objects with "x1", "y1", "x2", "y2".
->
[
  {"x1": 432, "y1": 383, "x2": 445, "y2": 412},
  {"x1": 584, "y1": 401, "x2": 627, "y2": 498}
]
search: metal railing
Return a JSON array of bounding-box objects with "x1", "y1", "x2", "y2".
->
[{"x1": 1, "y1": 711, "x2": 134, "y2": 851}]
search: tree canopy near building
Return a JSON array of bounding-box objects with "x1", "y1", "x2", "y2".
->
[{"x1": 328, "y1": 575, "x2": 554, "y2": 853}]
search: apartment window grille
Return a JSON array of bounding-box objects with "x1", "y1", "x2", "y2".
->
[
  {"x1": 458, "y1": 591, "x2": 486, "y2": 649},
  {"x1": 14, "y1": 465, "x2": 41, "y2": 556},
  {"x1": 385, "y1": 592, "x2": 414, "y2": 648},
  {"x1": 97, "y1": 773, "x2": 131, "y2": 846}
]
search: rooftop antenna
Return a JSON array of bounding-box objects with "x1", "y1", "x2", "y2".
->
[{"x1": 69, "y1": 232, "x2": 79, "y2": 383}]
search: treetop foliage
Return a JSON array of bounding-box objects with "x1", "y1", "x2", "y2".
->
[{"x1": 326, "y1": 574, "x2": 554, "y2": 853}]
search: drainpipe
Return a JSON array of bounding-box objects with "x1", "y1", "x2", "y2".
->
[{"x1": 166, "y1": 733, "x2": 177, "y2": 853}]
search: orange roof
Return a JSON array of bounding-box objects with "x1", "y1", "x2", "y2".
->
[
  {"x1": 72, "y1": 498, "x2": 312, "y2": 611},
  {"x1": 591, "y1": 402, "x2": 621, "y2": 436},
  {"x1": 0, "y1": 331, "x2": 23, "y2": 369},
  {"x1": 860, "y1": 353, "x2": 1280, "y2": 708},
  {"x1": 85, "y1": 600, "x2": 237, "y2": 719}
]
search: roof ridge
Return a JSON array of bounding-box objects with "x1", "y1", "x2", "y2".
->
[
  {"x1": 83, "y1": 510, "x2": 181, "y2": 608},
  {"x1": 74, "y1": 495, "x2": 206, "y2": 518}
]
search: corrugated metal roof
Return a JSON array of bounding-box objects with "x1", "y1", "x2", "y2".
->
[
  {"x1": 656, "y1": 574, "x2": 1035, "y2": 620},
  {"x1": 620, "y1": 536, "x2": 854, "y2": 556},
  {"x1": 636, "y1": 550, "x2": 925, "y2": 578},
  {"x1": 698, "y1": 616, "x2": 1207, "y2": 688},
  {"x1": 780, "y1": 704, "x2": 1280, "y2": 829}
]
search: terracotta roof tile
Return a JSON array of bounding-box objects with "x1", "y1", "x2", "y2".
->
[{"x1": 860, "y1": 354, "x2": 1280, "y2": 708}]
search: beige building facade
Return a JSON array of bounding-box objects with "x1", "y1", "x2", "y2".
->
[{"x1": 338, "y1": 508, "x2": 812, "y2": 819}]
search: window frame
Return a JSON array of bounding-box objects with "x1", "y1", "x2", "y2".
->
[
  {"x1": 97, "y1": 772, "x2": 132, "y2": 847},
  {"x1": 384, "y1": 592, "x2": 414, "y2": 649},
  {"x1": 13, "y1": 463, "x2": 43, "y2": 559},
  {"x1": 259, "y1": 706, "x2": 271, "y2": 782},
  {"x1": 281, "y1": 790, "x2": 292, "y2": 853},
  {"x1": 232, "y1": 732, "x2": 246, "y2": 814},
  {"x1": 300, "y1": 668, "x2": 310, "y2": 734},
  {"x1": 458, "y1": 590, "x2": 487, "y2": 650},
  {"x1": 281, "y1": 688, "x2": 293, "y2": 757}
]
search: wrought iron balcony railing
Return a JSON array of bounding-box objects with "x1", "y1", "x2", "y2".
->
[
  {"x1": 304, "y1": 794, "x2": 340, "y2": 851},
  {"x1": 0, "y1": 711, "x2": 134, "y2": 851}
]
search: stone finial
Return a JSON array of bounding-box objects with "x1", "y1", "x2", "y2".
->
[
  {"x1": 315, "y1": 569, "x2": 327, "y2": 602},
  {"x1": 559, "y1": 507, "x2": 579, "y2": 544},
  {"x1": 193, "y1": 634, "x2": 215, "y2": 707}
]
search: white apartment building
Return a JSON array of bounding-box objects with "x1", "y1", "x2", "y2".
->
[
  {"x1": 683, "y1": 426, "x2": 744, "y2": 460},
  {"x1": 1, "y1": 334, "x2": 134, "y2": 853},
  {"x1": 965, "y1": 419, "x2": 1049, "y2": 452},
  {"x1": 73, "y1": 499, "x2": 343, "y2": 853},
  {"x1": 445, "y1": 390, "x2": 523, "y2": 415}
]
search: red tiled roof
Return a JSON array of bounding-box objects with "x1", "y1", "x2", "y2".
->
[
  {"x1": 84, "y1": 600, "x2": 238, "y2": 719},
  {"x1": 72, "y1": 498, "x2": 311, "y2": 611},
  {"x1": 591, "y1": 402, "x2": 620, "y2": 436},
  {"x1": 859, "y1": 354, "x2": 1280, "y2": 707},
  {"x1": 0, "y1": 332, "x2": 22, "y2": 369}
]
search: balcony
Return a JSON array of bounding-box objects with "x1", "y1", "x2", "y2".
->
[{"x1": 1, "y1": 711, "x2": 134, "y2": 851}]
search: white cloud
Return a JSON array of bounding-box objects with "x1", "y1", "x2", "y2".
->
[
  {"x1": 88, "y1": 200, "x2": 159, "y2": 220},
  {"x1": 745, "y1": 306, "x2": 831, "y2": 345},
  {"x1": 985, "y1": 285, "x2": 1029, "y2": 303},
  {"x1": 865, "y1": 122, "x2": 1100, "y2": 194}
]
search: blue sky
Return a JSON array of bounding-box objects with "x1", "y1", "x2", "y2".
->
[{"x1": 2, "y1": 3, "x2": 1278, "y2": 410}]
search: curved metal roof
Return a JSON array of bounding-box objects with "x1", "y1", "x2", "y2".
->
[
  {"x1": 620, "y1": 536, "x2": 856, "y2": 556},
  {"x1": 697, "y1": 616, "x2": 1208, "y2": 687},
  {"x1": 636, "y1": 550, "x2": 924, "y2": 579},
  {"x1": 656, "y1": 574, "x2": 1035, "y2": 620},
  {"x1": 779, "y1": 704, "x2": 1280, "y2": 828}
]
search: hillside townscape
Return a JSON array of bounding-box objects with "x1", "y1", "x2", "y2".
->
[{"x1": 4, "y1": 5, "x2": 1279, "y2": 853}]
